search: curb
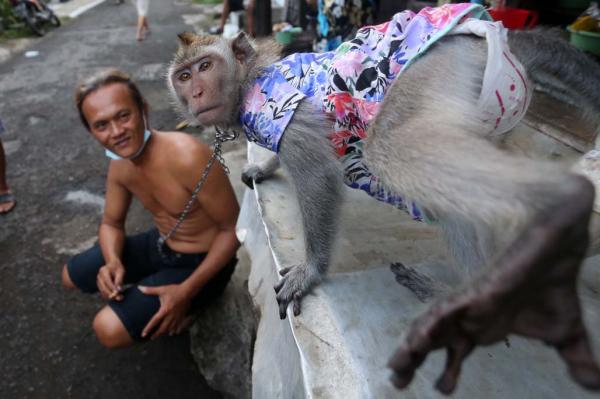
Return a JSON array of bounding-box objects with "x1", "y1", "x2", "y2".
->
[{"x1": 49, "y1": 0, "x2": 107, "y2": 19}]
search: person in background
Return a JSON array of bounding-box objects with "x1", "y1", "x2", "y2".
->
[
  {"x1": 134, "y1": 0, "x2": 150, "y2": 41},
  {"x1": 0, "y1": 117, "x2": 16, "y2": 215},
  {"x1": 313, "y1": 0, "x2": 376, "y2": 52},
  {"x1": 210, "y1": 0, "x2": 255, "y2": 37}
]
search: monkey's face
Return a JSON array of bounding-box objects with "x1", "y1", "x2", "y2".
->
[
  {"x1": 170, "y1": 50, "x2": 238, "y2": 126},
  {"x1": 81, "y1": 83, "x2": 146, "y2": 158}
]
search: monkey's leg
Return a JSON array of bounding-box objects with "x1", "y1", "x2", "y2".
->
[
  {"x1": 241, "y1": 154, "x2": 280, "y2": 189},
  {"x1": 273, "y1": 102, "x2": 343, "y2": 319},
  {"x1": 388, "y1": 183, "x2": 600, "y2": 394},
  {"x1": 364, "y1": 35, "x2": 600, "y2": 393}
]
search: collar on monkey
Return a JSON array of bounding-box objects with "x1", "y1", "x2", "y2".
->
[{"x1": 156, "y1": 125, "x2": 239, "y2": 262}]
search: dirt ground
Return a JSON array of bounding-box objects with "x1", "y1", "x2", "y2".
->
[{"x1": 0, "y1": 1, "x2": 245, "y2": 398}]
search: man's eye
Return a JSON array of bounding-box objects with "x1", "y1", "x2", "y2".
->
[
  {"x1": 119, "y1": 113, "x2": 130, "y2": 121},
  {"x1": 178, "y1": 72, "x2": 191, "y2": 81},
  {"x1": 199, "y1": 61, "x2": 211, "y2": 71}
]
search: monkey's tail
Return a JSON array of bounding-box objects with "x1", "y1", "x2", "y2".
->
[{"x1": 508, "y1": 28, "x2": 600, "y2": 133}]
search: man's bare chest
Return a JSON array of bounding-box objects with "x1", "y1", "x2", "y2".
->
[{"x1": 125, "y1": 171, "x2": 196, "y2": 218}]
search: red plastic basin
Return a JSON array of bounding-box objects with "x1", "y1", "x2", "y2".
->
[{"x1": 488, "y1": 7, "x2": 539, "y2": 30}]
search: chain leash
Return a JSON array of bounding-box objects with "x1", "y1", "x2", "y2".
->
[{"x1": 157, "y1": 126, "x2": 239, "y2": 259}]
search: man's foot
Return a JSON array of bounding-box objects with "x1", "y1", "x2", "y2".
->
[
  {"x1": 388, "y1": 175, "x2": 600, "y2": 394},
  {"x1": 0, "y1": 192, "x2": 16, "y2": 214}
]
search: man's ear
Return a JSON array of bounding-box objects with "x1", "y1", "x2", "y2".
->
[
  {"x1": 231, "y1": 32, "x2": 256, "y2": 64},
  {"x1": 177, "y1": 32, "x2": 197, "y2": 46}
]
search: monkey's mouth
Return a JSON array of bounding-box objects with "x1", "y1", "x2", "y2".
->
[{"x1": 193, "y1": 104, "x2": 222, "y2": 117}]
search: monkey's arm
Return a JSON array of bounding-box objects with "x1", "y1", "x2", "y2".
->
[
  {"x1": 272, "y1": 101, "x2": 343, "y2": 319},
  {"x1": 389, "y1": 179, "x2": 600, "y2": 394},
  {"x1": 241, "y1": 154, "x2": 281, "y2": 189}
]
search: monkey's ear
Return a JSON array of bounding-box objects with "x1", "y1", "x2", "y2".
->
[
  {"x1": 177, "y1": 32, "x2": 197, "y2": 46},
  {"x1": 231, "y1": 32, "x2": 256, "y2": 65}
]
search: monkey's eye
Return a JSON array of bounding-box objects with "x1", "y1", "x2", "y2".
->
[
  {"x1": 198, "y1": 61, "x2": 211, "y2": 72},
  {"x1": 178, "y1": 71, "x2": 191, "y2": 82}
]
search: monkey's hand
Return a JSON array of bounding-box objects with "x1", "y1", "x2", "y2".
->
[
  {"x1": 241, "y1": 163, "x2": 265, "y2": 189},
  {"x1": 242, "y1": 157, "x2": 281, "y2": 189},
  {"x1": 389, "y1": 175, "x2": 600, "y2": 395},
  {"x1": 274, "y1": 264, "x2": 321, "y2": 319}
]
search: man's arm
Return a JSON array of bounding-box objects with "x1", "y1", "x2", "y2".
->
[
  {"x1": 140, "y1": 140, "x2": 240, "y2": 338},
  {"x1": 179, "y1": 151, "x2": 240, "y2": 299},
  {"x1": 97, "y1": 162, "x2": 132, "y2": 300}
]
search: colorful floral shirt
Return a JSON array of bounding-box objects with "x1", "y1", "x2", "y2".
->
[{"x1": 240, "y1": 4, "x2": 528, "y2": 221}]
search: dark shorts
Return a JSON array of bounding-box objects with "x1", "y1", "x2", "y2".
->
[
  {"x1": 66, "y1": 228, "x2": 237, "y2": 341},
  {"x1": 230, "y1": 0, "x2": 244, "y2": 12}
]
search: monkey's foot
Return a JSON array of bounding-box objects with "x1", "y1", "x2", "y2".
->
[
  {"x1": 242, "y1": 163, "x2": 267, "y2": 189},
  {"x1": 274, "y1": 264, "x2": 321, "y2": 319},
  {"x1": 389, "y1": 175, "x2": 600, "y2": 395}
]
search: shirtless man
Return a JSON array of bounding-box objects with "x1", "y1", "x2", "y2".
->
[{"x1": 61, "y1": 69, "x2": 240, "y2": 348}]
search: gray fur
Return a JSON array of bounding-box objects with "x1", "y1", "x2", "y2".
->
[
  {"x1": 508, "y1": 28, "x2": 600, "y2": 132},
  {"x1": 364, "y1": 35, "x2": 573, "y2": 245},
  {"x1": 277, "y1": 101, "x2": 343, "y2": 287},
  {"x1": 241, "y1": 155, "x2": 280, "y2": 187},
  {"x1": 168, "y1": 29, "x2": 599, "y2": 312}
]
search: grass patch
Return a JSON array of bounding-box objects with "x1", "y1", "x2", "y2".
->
[
  {"x1": 192, "y1": 0, "x2": 223, "y2": 5},
  {"x1": 0, "y1": 25, "x2": 31, "y2": 42},
  {"x1": 0, "y1": 17, "x2": 68, "y2": 42}
]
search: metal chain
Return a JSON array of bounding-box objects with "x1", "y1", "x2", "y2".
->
[{"x1": 157, "y1": 126, "x2": 239, "y2": 258}]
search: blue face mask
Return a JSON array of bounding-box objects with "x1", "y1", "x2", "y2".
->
[{"x1": 105, "y1": 129, "x2": 152, "y2": 160}]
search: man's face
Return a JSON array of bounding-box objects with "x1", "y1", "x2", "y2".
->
[{"x1": 81, "y1": 83, "x2": 145, "y2": 158}]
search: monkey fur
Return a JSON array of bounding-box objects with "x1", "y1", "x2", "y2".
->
[{"x1": 167, "y1": 27, "x2": 600, "y2": 394}]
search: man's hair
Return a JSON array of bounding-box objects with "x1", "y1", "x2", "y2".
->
[{"x1": 75, "y1": 68, "x2": 146, "y2": 130}]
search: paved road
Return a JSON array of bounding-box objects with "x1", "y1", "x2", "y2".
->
[{"x1": 0, "y1": 1, "x2": 230, "y2": 398}]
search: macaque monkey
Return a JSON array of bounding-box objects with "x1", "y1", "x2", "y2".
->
[{"x1": 167, "y1": 9, "x2": 600, "y2": 394}]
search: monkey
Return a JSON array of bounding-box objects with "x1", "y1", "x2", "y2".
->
[{"x1": 167, "y1": 5, "x2": 600, "y2": 395}]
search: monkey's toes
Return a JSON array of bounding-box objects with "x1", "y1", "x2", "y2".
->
[
  {"x1": 241, "y1": 173, "x2": 255, "y2": 189},
  {"x1": 274, "y1": 265, "x2": 312, "y2": 319}
]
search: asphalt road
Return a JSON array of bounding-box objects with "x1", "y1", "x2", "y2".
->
[{"x1": 0, "y1": 1, "x2": 231, "y2": 398}]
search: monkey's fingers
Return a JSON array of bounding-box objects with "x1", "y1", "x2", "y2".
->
[
  {"x1": 293, "y1": 291, "x2": 302, "y2": 316},
  {"x1": 277, "y1": 296, "x2": 289, "y2": 320},
  {"x1": 435, "y1": 339, "x2": 474, "y2": 395},
  {"x1": 388, "y1": 281, "x2": 481, "y2": 393},
  {"x1": 557, "y1": 331, "x2": 600, "y2": 390},
  {"x1": 388, "y1": 345, "x2": 419, "y2": 389}
]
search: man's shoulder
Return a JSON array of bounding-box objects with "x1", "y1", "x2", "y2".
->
[
  {"x1": 156, "y1": 131, "x2": 211, "y2": 169},
  {"x1": 157, "y1": 130, "x2": 208, "y2": 151}
]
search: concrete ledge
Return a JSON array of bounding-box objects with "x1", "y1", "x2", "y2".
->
[{"x1": 238, "y1": 130, "x2": 600, "y2": 397}]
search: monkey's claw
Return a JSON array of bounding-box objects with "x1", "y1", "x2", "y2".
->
[
  {"x1": 389, "y1": 175, "x2": 600, "y2": 394},
  {"x1": 274, "y1": 264, "x2": 318, "y2": 320}
]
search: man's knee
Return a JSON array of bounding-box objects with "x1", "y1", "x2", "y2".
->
[
  {"x1": 61, "y1": 264, "x2": 76, "y2": 290},
  {"x1": 93, "y1": 307, "x2": 133, "y2": 349}
]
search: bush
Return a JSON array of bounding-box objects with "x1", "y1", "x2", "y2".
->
[{"x1": 0, "y1": 0, "x2": 19, "y2": 28}]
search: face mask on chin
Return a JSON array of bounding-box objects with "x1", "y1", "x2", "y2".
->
[{"x1": 105, "y1": 129, "x2": 152, "y2": 160}]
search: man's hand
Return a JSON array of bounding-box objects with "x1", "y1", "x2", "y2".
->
[
  {"x1": 139, "y1": 284, "x2": 193, "y2": 339},
  {"x1": 96, "y1": 261, "x2": 126, "y2": 301}
]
